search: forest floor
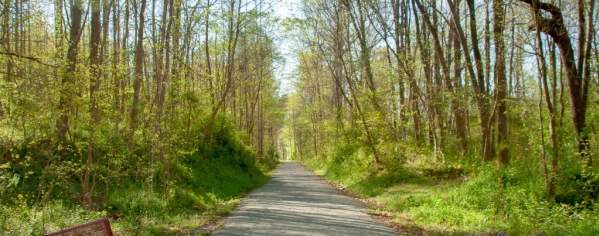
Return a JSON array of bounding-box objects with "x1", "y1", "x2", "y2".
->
[
  {"x1": 212, "y1": 161, "x2": 397, "y2": 236},
  {"x1": 301, "y1": 152, "x2": 599, "y2": 236}
]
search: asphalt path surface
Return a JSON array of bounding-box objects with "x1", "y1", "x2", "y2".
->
[{"x1": 213, "y1": 162, "x2": 397, "y2": 236}]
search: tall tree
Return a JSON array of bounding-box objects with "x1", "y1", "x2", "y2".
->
[
  {"x1": 519, "y1": 0, "x2": 595, "y2": 165},
  {"x1": 57, "y1": 0, "x2": 84, "y2": 142},
  {"x1": 82, "y1": 0, "x2": 104, "y2": 207},
  {"x1": 130, "y1": 0, "x2": 147, "y2": 138},
  {"x1": 447, "y1": 0, "x2": 495, "y2": 160},
  {"x1": 493, "y1": 0, "x2": 509, "y2": 166}
]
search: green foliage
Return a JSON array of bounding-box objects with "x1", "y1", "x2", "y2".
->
[
  {"x1": 1, "y1": 0, "x2": 284, "y2": 234},
  {"x1": 0, "y1": 116, "x2": 276, "y2": 235},
  {"x1": 302, "y1": 142, "x2": 599, "y2": 235},
  {"x1": 0, "y1": 139, "x2": 83, "y2": 204},
  {"x1": 289, "y1": 46, "x2": 599, "y2": 233},
  {"x1": 555, "y1": 171, "x2": 599, "y2": 208},
  {"x1": 0, "y1": 199, "x2": 105, "y2": 236}
]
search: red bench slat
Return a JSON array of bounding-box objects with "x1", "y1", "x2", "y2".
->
[{"x1": 44, "y1": 218, "x2": 113, "y2": 236}]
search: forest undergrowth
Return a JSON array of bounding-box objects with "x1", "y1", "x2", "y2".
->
[
  {"x1": 289, "y1": 1, "x2": 599, "y2": 233},
  {"x1": 0, "y1": 117, "x2": 278, "y2": 235},
  {"x1": 302, "y1": 129, "x2": 599, "y2": 235}
]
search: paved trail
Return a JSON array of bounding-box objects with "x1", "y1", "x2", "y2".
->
[{"x1": 213, "y1": 162, "x2": 397, "y2": 236}]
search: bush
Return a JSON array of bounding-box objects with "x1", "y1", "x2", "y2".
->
[{"x1": 0, "y1": 115, "x2": 276, "y2": 235}]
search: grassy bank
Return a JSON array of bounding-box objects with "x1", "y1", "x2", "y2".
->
[
  {"x1": 301, "y1": 144, "x2": 599, "y2": 236},
  {"x1": 2, "y1": 159, "x2": 271, "y2": 235},
  {"x1": 1, "y1": 119, "x2": 278, "y2": 235},
  {"x1": 1, "y1": 158, "x2": 271, "y2": 235}
]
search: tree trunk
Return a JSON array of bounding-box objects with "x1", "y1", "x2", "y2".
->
[
  {"x1": 447, "y1": 0, "x2": 494, "y2": 160},
  {"x1": 83, "y1": 0, "x2": 103, "y2": 208},
  {"x1": 57, "y1": 0, "x2": 83, "y2": 142},
  {"x1": 493, "y1": 0, "x2": 508, "y2": 165},
  {"x1": 130, "y1": 0, "x2": 146, "y2": 140},
  {"x1": 519, "y1": 0, "x2": 593, "y2": 164}
]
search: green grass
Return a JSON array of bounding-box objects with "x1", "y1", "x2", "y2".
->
[
  {"x1": 0, "y1": 156, "x2": 273, "y2": 235},
  {"x1": 0, "y1": 119, "x2": 277, "y2": 235},
  {"x1": 302, "y1": 146, "x2": 599, "y2": 235},
  {"x1": 0, "y1": 200, "x2": 105, "y2": 236}
]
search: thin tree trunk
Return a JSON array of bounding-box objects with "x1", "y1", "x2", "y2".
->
[
  {"x1": 57, "y1": 0, "x2": 83, "y2": 142},
  {"x1": 84, "y1": 0, "x2": 103, "y2": 208},
  {"x1": 493, "y1": 0, "x2": 508, "y2": 166},
  {"x1": 519, "y1": 0, "x2": 593, "y2": 164},
  {"x1": 130, "y1": 0, "x2": 147, "y2": 141}
]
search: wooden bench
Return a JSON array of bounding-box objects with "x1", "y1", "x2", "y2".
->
[{"x1": 44, "y1": 218, "x2": 113, "y2": 236}]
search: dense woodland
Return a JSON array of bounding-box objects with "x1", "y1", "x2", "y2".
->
[
  {"x1": 0, "y1": 0, "x2": 598, "y2": 235},
  {"x1": 0, "y1": 0, "x2": 283, "y2": 233},
  {"x1": 287, "y1": 0, "x2": 599, "y2": 234}
]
